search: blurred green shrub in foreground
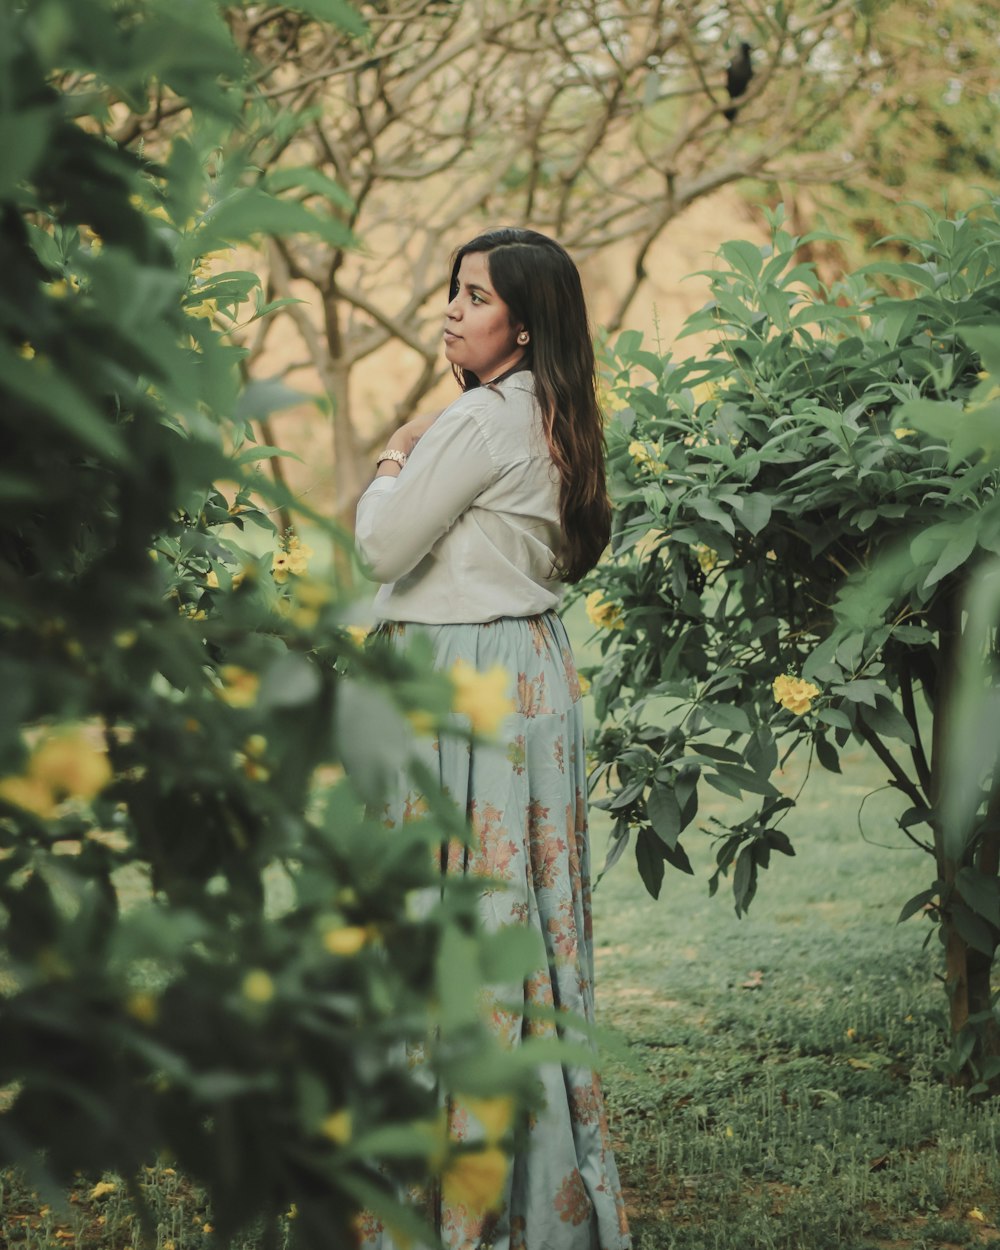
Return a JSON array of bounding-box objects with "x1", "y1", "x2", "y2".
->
[{"x1": 0, "y1": 2, "x2": 548, "y2": 1245}]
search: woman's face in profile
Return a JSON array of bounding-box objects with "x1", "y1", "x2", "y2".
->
[{"x1": 444, "y1": 251, "x2": 524, "y2": 381}]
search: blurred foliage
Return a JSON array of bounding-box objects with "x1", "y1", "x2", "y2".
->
[
  {"x1": 0, "y1": 1, "x2": 552, "y2": 1244},
  {"x1": 585, "y1": 199, "x2": 1000, "y2": 1083},
  {"x1": 768, "y1": 0, "x2": 1000, "y2": 266}
]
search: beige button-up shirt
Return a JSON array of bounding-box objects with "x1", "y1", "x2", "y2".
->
[{"x1": 355, "y1": 373, "x2": 566, "y2": 623}]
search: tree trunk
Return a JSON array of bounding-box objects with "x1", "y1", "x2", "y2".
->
[{"x1": 931, "y1": 587, "x2": 1000, "y2": 1088}]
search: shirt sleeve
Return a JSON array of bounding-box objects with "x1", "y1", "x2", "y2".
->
[{"x1": 354, "y1": 402, "x2": 498, "y2": 584}]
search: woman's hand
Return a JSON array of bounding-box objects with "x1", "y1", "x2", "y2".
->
[{"x1": 386, "y1": 408, "x2": 443, "y2": 456}]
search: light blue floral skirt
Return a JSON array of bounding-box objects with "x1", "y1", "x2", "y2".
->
[{"x1": 359, "y1": 611, "x2": 631, "y2": 1250}]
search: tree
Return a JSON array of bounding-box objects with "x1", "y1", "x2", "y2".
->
[
  {"x1": 582, "y1": 200, "x2": 1000, "y2": 1089},
  {"x1": 0, "y1": 1, "x2": 549, "y2": 1242},
  {"x1": 763, "y1": 0, "x2": 1000, "y2": 279},
  {"x1": 105, "y1": 0, "x2": 930, "y2": 523}
]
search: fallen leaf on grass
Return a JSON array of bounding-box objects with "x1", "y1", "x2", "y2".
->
[
  {"x1": 89, "y1": 1180, "x2": 116, "y2": 1200},
  {"x1": 740, "y1": 970, "x2": 765, "y2": 989},
  {"x1": 968, "y1": 1207, "x2": 987, "y2": 1222}
]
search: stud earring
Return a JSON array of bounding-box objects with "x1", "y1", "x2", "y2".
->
[{"x1": 517, "y1": 331, "x2": 530, "y2": 345}]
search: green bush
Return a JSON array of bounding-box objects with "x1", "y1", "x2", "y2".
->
[
  {"x1": 0, "y1": 2, "x2": 547, "y2": 1244},
  {"x1": 586, "y1": 200, "x2": 1000, "y2": 1083}
]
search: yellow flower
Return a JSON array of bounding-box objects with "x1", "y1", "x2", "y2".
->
[
  {"x1": 772, "y1": 673, "x2": 821, "y2": 715},
  {"x1": 125, "y1": 991, "x2": 159, "y2": 1026},
  {"x1": 89, "y1": 1181, "x2": 117, "y2": 1201},
  {"x1": 32, "y1": 729, "x2": 112, "y2": 801},
  {"x1": 846, "y1": 1026, "x2": 857, "y2": 1041},
  {"x1": 346, "y1": 624, "x2": 370, "y2": 646},
  {"x1": 577, "y1": 673, "x2": 591, "y2": 695},
  {"x1": 460, "y1": 1096, "x2": 515, "y2": 1144},
  {"x1": 449, "y1": 660, "x2": 514, "y2": 736},
  {"x1": 0, "y1": 775, "x2": 57, "y2": 818},
  {"x1": 694, "y1": 544, "x2": 718, "y2": 574},
  {"x1": 322, "y1": 924, "x2": 369, "y2": 957},
  {"x1": 628, "y1": 440, "x2": 666, "y2": 472},
  {"x1": 585, "y1": 590, "x2": 624, "y2": 631},
  {"x1": 273, "y1": 533, "x2": 313, "y2": 582},
  {"x1": 0, "y1": 730, "x2": 113, "y2": 819},
  {"x1": 893, "y1": 427, "x2": 917, "y2": 440},
  {"x1": 320, "y1": 1109, "x2": 353, "y2": 1144},
  {"x1": 442, "y1": 1147, "x2": 509, "y2": 1216},
  {"x1": 272, "y1": 551, "x2": 292, "y2": 584},
  {"x1": 218, "y1": 666, "x2": 259, "y2": 708},
  {"x1": 286, "y1": 535, "x2": 314, "y2": 576},
  {"x1": 18, "y1": 342, "x2": 35, "y2": 360},
  {"x1": 242, "y1": 969, "x2": 274, "y2": 1004},
  {"x1": 185, "y1": 298, "x2": 217, "y2": 321}
]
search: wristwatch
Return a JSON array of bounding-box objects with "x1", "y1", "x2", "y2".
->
[{"x1": 375, "y1": 449, "x2": 407, "y2": 469}]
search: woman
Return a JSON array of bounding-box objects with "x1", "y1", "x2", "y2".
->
[{"x1": 354, "y1": 228, "x2": 630, "y2": 1250}]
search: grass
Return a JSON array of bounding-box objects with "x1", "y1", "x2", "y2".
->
[
  {"x1": 590, "y1": 742, "x2": 1000, "y2": 1250},
  {"x1": 4, "y1": 602, "x2": 1000, "y2": 1248}
]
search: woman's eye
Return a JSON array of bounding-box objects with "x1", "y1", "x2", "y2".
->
[{"x1": 470, "y1": 292, "x2": 483, "y2": 304}]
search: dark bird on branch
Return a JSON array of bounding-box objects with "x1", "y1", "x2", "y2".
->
[{"x1": 724, "y1": 41, "x2": 753, "y2": 123}]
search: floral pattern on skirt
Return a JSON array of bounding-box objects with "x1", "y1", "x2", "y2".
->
[{"x1": 361, "y1": 612, "x2": 630, "y2": 1250}]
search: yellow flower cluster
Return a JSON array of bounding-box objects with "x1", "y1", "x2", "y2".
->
[
  {"x1": 242, "y1": 969, "x2": 275, "y2": 1004},
  {"x1": 628, "y1": 440, "x2": 666, "y2": 472},
  {"x1": 443, "y1": 1146, "x2": 510, "y2": 1217},
  {"x1": 272, "y1": 533, "x2": 314, "y2": 583},
  {"x1": 0, "y1": 728, "x2": 112, "y2": 819},
  {"x1": 772, "y1": 673, "x2": 821, "y2": 715},
  {"x1": 322, "y1": 923, "x2": 370, "y2": 957},
  {"x1": 585, "y1": 590, "x2": 624, "y2": 631},
  {"x1": 450, "y1": 660, "x2": 514, "y2": 736},
  {"x1": 217, "y1": 665, "x2": 260, "y2": 708},
  {"x1": 694, "y1": 544, "x2": 718, "y2": 574}
]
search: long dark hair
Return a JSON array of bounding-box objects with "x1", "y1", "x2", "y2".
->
[{"x1": 448, "y1": 227, "x2": 611, "y2": 583}]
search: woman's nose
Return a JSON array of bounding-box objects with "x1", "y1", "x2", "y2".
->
[{"x1": 446, "y1": 294, "x2": 460, "y2": 319}]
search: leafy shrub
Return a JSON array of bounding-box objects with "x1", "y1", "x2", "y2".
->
[
  {"x1": 586, "y1": 201, "x2": 1000, "y2": 1079},
  {"x1": 0, "y1": 1, "x2": 546, "y2": 1243}
]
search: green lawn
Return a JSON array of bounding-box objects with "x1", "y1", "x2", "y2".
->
[{"x1": 589, "y1": 704, "x2": 1000, "y2": 1250}]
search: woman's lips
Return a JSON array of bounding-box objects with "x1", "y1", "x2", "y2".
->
[{"x1": 443, "y1": 329, "x2": 461, "y2": 343}]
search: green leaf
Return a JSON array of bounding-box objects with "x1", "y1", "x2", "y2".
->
[
  {"x1": 955, "y1": 866, "x2": 1000, "y2": 926},
  {"x1": 647, "y1": 783, "x2": 681, "y2": 849},
  {"x1": 859, "y1": 696, "x2": 916, "y2": 747},
  {"x1": 0, "y1": 106, "x2": 52, "y2": 197},
  {"x1": 0, "y1": 345, "x2": 126, "y2": 460},
  {"x1": 814, "y1": 734, "x2": 841, "y2": 774},
  {"x1": 736, "y1": 493, "x2": 772, "y2": 536},
  {"x1": 701, "y1": 702, "x2": 751, "y2": 734},
  {"x1": 732, "y1": 845, "x2": 757, "y2": 915},
  {"x1": 949, "y1": 901, "x2": 997, "y2": 957},
  {"x1": 897, "y1": 888, "x2": 936, "y2": 924},
  {"x1": 265, "y1": 165, "x2": 355, "y2": 211},
  {"x1": 234, "y1": 377, "x2": 310, "y2": 422},
  {"x1": 198, "y1": 188, "x2": 354, "y2": 249},
  {"x1": 635, "y1": 828, "x2": 666, "y2": 899}
]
